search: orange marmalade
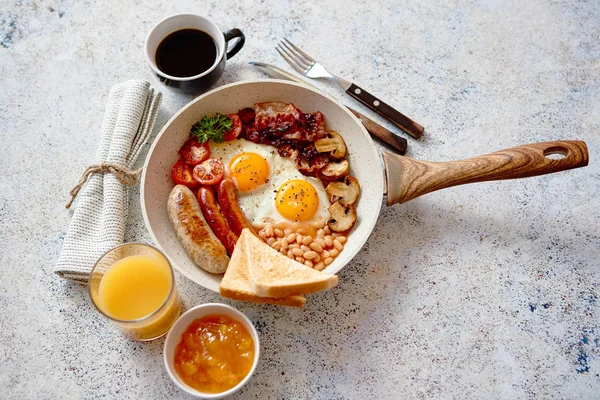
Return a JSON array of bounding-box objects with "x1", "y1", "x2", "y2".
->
[{"x1": 174, "y1": 314, "x2": 255, "y2": 394}]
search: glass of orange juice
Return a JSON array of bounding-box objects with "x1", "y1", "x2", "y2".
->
[{"x1": 88, "y1": 243, "x2": 181, "y2": 341}]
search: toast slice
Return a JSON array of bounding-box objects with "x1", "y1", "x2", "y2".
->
[
  {"x1": 242, "y1": 229, "x2": 339, "y2": 298},
  {"x1": 219, "y1": 232, "x2": 306, "y2": 308}
]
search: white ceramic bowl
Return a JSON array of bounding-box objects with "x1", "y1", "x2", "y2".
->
[
  {"x1": 141, "y1": 80, "x2": 385, "y2": 292},
  {"x1": 163, "y1": 303, "x2": 260, "y2": 398}
]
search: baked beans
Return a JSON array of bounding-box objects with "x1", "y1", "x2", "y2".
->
[{"x1": 259, "y1": 222, "x2": 347, "y2": 270}]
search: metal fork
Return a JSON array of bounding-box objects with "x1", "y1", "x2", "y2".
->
[
  {"x1": 276, "y1": 39, "x2": 351, "y2": 89},
  {"x1": 276, "y1": 38, "x2": 424, "y2": 139}
]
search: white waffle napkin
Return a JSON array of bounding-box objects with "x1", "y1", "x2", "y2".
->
[{"x1": 55, "y1": 80, "x2": 161, "y2": 283}]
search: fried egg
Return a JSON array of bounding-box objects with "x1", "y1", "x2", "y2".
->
[{"x1": 209, "y1": 139, "x2": 329, "y2": 227}]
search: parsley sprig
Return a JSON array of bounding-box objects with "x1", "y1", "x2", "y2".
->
[{"x1": 190, "y1": 113, "x2": 232, "y2": 143}]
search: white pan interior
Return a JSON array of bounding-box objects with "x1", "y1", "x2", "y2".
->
[{"x1": 141, "y1": 80, "x2": 385, "y2": 292}]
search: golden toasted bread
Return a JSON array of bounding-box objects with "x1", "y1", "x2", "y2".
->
[
  {"x1": 219, "y1": 231, "x2": 306, "y2": 308},
  {"x1": 242, "y1": 230, "x2": 339, "y2": 298}
]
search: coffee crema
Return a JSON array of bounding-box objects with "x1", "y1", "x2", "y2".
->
[{"x1": 155, "y1": 29, "x2": 217, "y2": 78}]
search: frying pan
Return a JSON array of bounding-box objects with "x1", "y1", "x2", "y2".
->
[{"x1": 141, "y1": 80, "x2": 588, "y2": 293}]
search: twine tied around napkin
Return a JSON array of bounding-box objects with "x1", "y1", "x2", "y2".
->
[
  {"x1": 55, "y1": 80, "x2": 162, "y2": 283},
  {"x1": 65, "y1": 163, "x2": 142, "y2": 209}
]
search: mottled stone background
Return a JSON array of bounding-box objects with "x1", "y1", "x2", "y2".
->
[{"x1": 0, "y1": 0, "x2": 598, "y2": 399}]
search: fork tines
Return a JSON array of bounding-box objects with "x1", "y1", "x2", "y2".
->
[{"x1": 276, "y1": 38, "x2": 315, "y2": 75}]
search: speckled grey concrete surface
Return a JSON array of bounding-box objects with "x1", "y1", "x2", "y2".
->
[{"x1": 1, "y1": 0, "x2": 599, "y2": 399}]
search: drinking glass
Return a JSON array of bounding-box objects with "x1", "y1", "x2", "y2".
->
[{"x1": 89, "y1": 243, "x2": 181, "y2": 341}]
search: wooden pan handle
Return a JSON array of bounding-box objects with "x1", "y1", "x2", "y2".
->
[{"x1": 383, "y1": 140, "x2": 589, "y2": 206}]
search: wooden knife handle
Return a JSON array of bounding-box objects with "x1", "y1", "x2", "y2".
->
[
  {"x1": 348, "y1": 107, "x2": 407, "y2": 155},
  {"x1": 346, "y1": 83, "x2": 424, "y2": 139},
  {"x1": 383, "y1": 140, "x2": 589, "y2": 206}
]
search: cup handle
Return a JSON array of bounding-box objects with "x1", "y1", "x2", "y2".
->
[{"x1": 223, "y1": 29, "x2": 245, "y2": 59}]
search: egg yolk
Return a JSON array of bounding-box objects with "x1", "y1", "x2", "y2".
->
[
  {"x1": 228, "y1": 152, "x2": 270, "y2": 192},
  {"x1": 275, "y1": 179, "x2": 319, "y2": 221}
]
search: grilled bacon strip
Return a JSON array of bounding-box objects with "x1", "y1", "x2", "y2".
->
[{"x1": 241, "y1": 102, "x2": 330, "y2": 177}]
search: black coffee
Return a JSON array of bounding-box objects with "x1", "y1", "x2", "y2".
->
[{"x1": 155, "y1": 29, "x2": 217, "y2": 78}]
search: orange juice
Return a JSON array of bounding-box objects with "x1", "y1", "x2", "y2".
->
[
  {"x1": 95, "y1": 253, "x2": 181, "y2": 340},
  {"x1": 99, "y1": 254, "x2": 171, "y2": 320}
]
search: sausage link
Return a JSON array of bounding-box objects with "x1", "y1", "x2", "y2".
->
[
  {"x1": 217, "y1": 178, "x2": 257, "y2": 237},
  {"x1": 198, "y1": 186, "x2": 238, "y2": 256},
  {"x1": 167, "y1": 185, "x2": 229, "y2": 274}
]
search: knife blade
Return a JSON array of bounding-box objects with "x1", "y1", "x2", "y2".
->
[{"x1": 249, "y1": 62, "x2": 407, "y2": 155}]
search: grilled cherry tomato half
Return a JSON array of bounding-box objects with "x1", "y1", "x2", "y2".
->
[
  {"x1": 192, "y1": 159, "x2": 225, "y2": 185},
  {"x1": 179, "y1": 138, "x2": 210, "y2": 165},
  {"x1": 172, "y1": 159, "x2": 198, "y2": 188},
  {"x1": 223, "y1": 114, "x2": 242, "y2": 141}
]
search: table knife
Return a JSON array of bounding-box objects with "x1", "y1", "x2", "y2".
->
[{"x1": 249, "y1": 62, "x2": 407, "y2": 155}]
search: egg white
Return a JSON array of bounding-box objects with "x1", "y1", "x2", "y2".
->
[{"x1": 209, "y1": 139, "x2": 330, "y2": 227}]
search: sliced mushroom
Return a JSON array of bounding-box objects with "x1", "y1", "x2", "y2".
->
[
  {"x1": 326, "y1": 176, "x2": 360, "y2": 205},
  {"x1": 328, "y1": 201, "x2": 357, "y2": 232},
  {"x1": 320, "y1": 160, "x2": 349, "y2": 180},
  {"x1": 315, "y1": 130, "x2": 347, "y2": 160}
]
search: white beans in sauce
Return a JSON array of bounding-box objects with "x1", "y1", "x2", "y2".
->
[{"x1": 263, "y1": 220, "x2": 346, "y2": 270}]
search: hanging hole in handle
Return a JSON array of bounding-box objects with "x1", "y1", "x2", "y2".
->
[{"x1": 543, "y1": 146, "x2": 568, "y2": 160}]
